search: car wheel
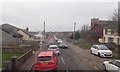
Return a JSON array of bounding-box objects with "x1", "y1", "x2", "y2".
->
[
  {"x1": 102, "y1": 64, "x2": 106, "y2": 71},
  {"x1": 90, "y1": 50, "x2": 92, "y2": 54},
  {"x1": 58, "y1": 53, "x2": 59, "y2": 56},
  {"x1": 98, "y1": 53, "x2": 101, "y2": 57}
]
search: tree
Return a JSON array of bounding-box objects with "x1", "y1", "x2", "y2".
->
[
  {"x1": 109, "y1": 10, "x2": 118, "y2": 21},
  {"x1": 80, "y1": 24, "x2": 89, "y2": 38},
  {"x1": 74, "y1": 30, "x2": 81, "y2": 40},
  {"x1": 70, "y1": 34, "x2": 74, "y2": 39}
]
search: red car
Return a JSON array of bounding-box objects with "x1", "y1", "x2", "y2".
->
[{"x1": 33, "y1": 51, "x2": 57, "y2": 71}]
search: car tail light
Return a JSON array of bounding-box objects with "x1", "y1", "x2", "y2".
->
[{"x1": 48, "y1": 61, "x2": 54, "y2": 65}]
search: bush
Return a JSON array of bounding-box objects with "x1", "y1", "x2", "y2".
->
[{"x1": 74, "y1": 31, "x2": 81, "y2": 40}]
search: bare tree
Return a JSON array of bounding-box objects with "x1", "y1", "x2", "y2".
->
[
  {"x1": 109, "y1": 10, "x2": 118, "y2": 21},
  {"x1": 80, "y1": 24, "x2": 89, "y2": 38}
]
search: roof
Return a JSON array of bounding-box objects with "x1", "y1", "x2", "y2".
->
[
  {"x1": 49, "y1": 45, "x2": 57, "y2": 48},
  {"x1": 29, "y1": 31, "x2": 39, "y2": 36},
  {"x1": 2, "y1": 24, "x2": 23, "y2": 38},
  {"x1": 116, "y1": 60, "x2": 120, "y2": 62},
  {"x1": 104, "y1": 22, "x2": 118, "y2": 32},
  {"x1": 38, "y1": 51, "x2": 53, "y2": 57},
  {"x1": 91, "y1": 19, "x2": 118, "y2": 30},
  {"x1": 18, "y1": 29, "x2": 33, "y2": 37}
]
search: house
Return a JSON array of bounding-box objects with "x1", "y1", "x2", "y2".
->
[
  {"x1": 85, "y1": 18, "x2": 117, "y2": 43},
  {"x1": 29, "y1": 31, "x2": 40, "y2": 41},
  {"x1": 99, "y1": 23, "x2": 120, "y2": 45},
  {"x1": 2, "y1": 23, "x2": 36, "y2": 42},
  {"x1": 1, "y1": 24, "x2": 23, "y2": 43},
  {"x1": 17, "y1": 28, "x2": 33, "y2": 41}
]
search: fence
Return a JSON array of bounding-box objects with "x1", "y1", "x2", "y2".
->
[
  {"x1": 2, "y1": 41, "x2": 39, "y2": 52},
  {"x1": 2, "y1": 49, "x2": 33, "y2": 71},
  {"x1": 2, "y1": 41, "x2": 39, "y2": 71}
]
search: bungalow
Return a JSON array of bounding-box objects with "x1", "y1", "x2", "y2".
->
[
  {"x1": 29, "y1": 31, "x2": 40, "y2": 41},
  {"x1": 17, "y1": 28, "x2": 33, "y2": 41},
  {"x1": 2, "y1": 23, "x2": 36, "y2": 42},
  {"x1": 1, "y1": 24, "x2": 23, "y2": 43}
]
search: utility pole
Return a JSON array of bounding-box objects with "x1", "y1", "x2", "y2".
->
[
  {"x1": 74, "y1": 22, "x2": 76, "y2": 33},
  {"x1": 44, "y1": 21, "x2": 46, "y2": 33},
  {"x1": 43, "y1": 21, "x2": 46, "y2": 39},
  {"x1": 73, "y1": 22, "x2": 76, "y2": 39}
]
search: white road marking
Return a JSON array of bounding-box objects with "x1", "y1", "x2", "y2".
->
[
  {"x1": 66, "y1": 69, "x2": 69, "y2": 72},
  {"x1": 61, "y1": 56, "x2": 68, "y2": 72},
  {"x1": 0, "y1": 68, "x2": 2, "y2": 72},
  {"x1": 30, "y1": 63, "x2": 34, "y2": 70},
  {"x1": 94, "y1": 66, "x2": 99, "y2": 70},
  {"x1": 61, "y1": 56, "x2": 66, "y2": 65}
]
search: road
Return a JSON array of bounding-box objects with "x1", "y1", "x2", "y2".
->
[
  {"x1": 40, "y1": 38, "x2": 91, "y2": 72},
  {"x1": 36, "y1": 35, "x2": 112, "y2": 72}
]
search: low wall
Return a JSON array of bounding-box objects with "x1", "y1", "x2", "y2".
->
[
  {"x1": 2, "y1": 49, "x2": 33, "y2": 71},
  {"x1": 17, "y1": 49, "x2": 33, "y2": 68}
]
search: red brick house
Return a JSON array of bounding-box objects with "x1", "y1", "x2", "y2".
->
[
  {"x1": 86, "y1": 24, "x2": 103, "y2": 42},
  {"x1": 85, "y1": 18, "x2": 117, "y2": 43}
]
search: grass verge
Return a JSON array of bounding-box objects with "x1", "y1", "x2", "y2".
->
[
  {"x1": 2, "y1": 52, "x2": 24, "y2": 61},
  {"x1": 72, "y1": 39, "x2": 99, "y2": 49},
  {"x1": 112, "y1": 52, "x2": 120, "y2": 59}
]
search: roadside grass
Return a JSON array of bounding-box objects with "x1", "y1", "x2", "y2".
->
[
  {"x1": 72, "y1": 39, "x2": 100, "y2": 49},
  {"x1": 0, "y1": 53, "x2": 2, "y2": 68},
  {"x1": 2, "y1": 52, "x2": 24, "y2": 62},
  {"x1": 112, "y1": 52, "x2": 120, "y2": 59}
]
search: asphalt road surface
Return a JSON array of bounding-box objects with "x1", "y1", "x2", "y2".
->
[{"x1": 38, "y1": 36, "x2": 108, "y2": 72}]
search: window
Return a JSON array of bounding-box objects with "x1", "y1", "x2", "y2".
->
[
  {"x1": 99, "y1": 45, "x2": 109, "y2": 50},
  {"x1": 108, "y1": 37, "x2": 114, "y2": 43},
  {"x1": 115, "y1": 61, "x2": 120, "y2": 68},
  {"x1": 37, "y1": 56, "x2": 52, "y2": 61}
]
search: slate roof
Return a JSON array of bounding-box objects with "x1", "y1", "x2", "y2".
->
[
  {"x1": 18, "y1": 29, "x2": 33, "y2": 37},
  {"x1": 91, "y1": 20, "x2": 118, "y2": 30},
  {"x1": 2, "y1": 24, "x2": 23, "y2": 38},
  {"x1": 29, "y1": 31, "x2": 39, "y2": 36}
]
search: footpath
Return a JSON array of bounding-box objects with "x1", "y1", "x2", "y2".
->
[{"x1": 19, "y1": 47, "x2": 42, "y2": 70}]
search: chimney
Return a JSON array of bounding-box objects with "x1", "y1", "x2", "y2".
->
[{"x1": 26, "y1": 27, "x2": 29, "y2": 31}]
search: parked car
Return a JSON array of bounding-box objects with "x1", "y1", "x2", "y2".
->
[
  {"x1": 103, "y1": 60, "x2": 120, "y2": 72},
  {"x1": 58, "y1": 42, "x2": 68, "y2": 49},
  {"x1": 48, "y1": 45, "x2": 60, "y2": 55},
  {"x1": 90, "y1": 45, "x2": 112, "y2": 57},
  {"x1": 47, "y1": 40, "x2": 56, "y2": 47},
  {"x1": 102, "y1": 43, "x2": 116, "y2": 51},
  {"x1": 39, "y1": 41, "x2": 43, "y2": 47},
  {"x1": 57, "y1": 39, "x2": 63, "y2": 44},
  {"x1": 33, "y1": 51, "x2": 57, "y2": 71}
]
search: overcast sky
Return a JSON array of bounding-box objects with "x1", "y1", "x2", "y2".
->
[{"x1": 1, "y1": 1, "x2": 118, "y2": 32}]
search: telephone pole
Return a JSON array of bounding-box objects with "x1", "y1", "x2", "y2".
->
[
  {"x1": 43, "y1": 21, "x2": 46, "y2": 39},
  {"x1": 44, "y1": 21, "x2": 46, "y2": 33},
  {"x1": 74, "y1": 22, "x2": 76, "y2": 34}
]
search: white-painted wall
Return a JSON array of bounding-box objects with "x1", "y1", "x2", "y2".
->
[{"x1": 17, "y1": 30, "x2": 31, "y2": 41}]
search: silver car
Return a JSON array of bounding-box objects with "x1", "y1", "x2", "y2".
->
[
  {"x1": 103, "y1": 60, "x2": 120, "y2": 72},
  {"x1": 48, "y1": 45, "x2": 60, "y2": 55}
]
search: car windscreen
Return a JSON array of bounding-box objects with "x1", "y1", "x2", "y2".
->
[
  {"x1": 116, "y1": 61, "x2": 120, "y2": 68},
  {"x1": 99, "y1": 45, "x2": 109, "y2": 50},
  {"x1": 37, "y1": 56, "x2": 52, "y2": 61},
  {"x1": 50, "y1": 47, "x2": 57, "y2": 49}
]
